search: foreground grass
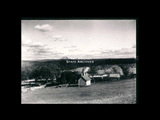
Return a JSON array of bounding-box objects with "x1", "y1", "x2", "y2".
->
[{"x1": 21, "y1": 78, "x2": 136, "y2": 104}]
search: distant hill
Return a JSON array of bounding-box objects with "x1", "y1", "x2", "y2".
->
[
  {"x1": 22, "y1": 58, "x2": 136, "y2": 70},
  {"x1": 21, "y1": 58, "x2": 136, "y2": 80},
  {"x1": 68, "y1": 65, "x2": 124, "y2": 76}
]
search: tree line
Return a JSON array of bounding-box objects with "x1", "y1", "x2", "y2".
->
[
  {"x1": 21, "y1": 60, "x2": 136, "y2": 84},
  {"x1": 21, "y1": 62, "x2": 62, "y2": 82}
]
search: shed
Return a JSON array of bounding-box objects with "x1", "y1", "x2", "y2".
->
[
  {"x1": 109, "y1": 74, "x2": 120, "y2": 80},
  {"x1": 90, "y1": 74, "x2": 108, "y2": 80},
  {"x1": 78, "y1": 75, "x2": 91, "y2": 86}
]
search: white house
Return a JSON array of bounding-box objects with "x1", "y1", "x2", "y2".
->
[{"x1": 78, "y1": 75, "x2": 91, "y2": 86}]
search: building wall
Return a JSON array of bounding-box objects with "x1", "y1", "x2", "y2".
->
[
  {"x1": 78, "y1": 77, "x2": 91, "y2": 86},
  {"x1": 109, "y1": 74, "x2": 120, "y2": 78},
  {"x1": 86, "y1": 80, "x2": 91, "y2": 86},
  {"x1": 78, "y1": 78, "x2": 86, "y2": 86}
]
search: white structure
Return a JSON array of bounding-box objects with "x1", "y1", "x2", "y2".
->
[
  {"x1": 78, "y1": 75, "x2": 91, "y2": 86},
  {"x1": 109, "y1": 74, "x2": 120, "y2": 80},
  {"x1": 90, "y1": 74, "x2": 108, "y2": 80},
  {"x1": 23, "y1": 79, "x2": 35, "y2": 83}
]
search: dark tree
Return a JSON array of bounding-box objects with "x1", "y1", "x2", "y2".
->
[
  {"x1": 63, "y1": 71, "x2": 79, "y2": 85},
  {"x1": 48, "y1": 63, "x2": 61, "y2": 82},
  {"x1": 30, "y1": 66, "x2": 41, "y2": 82},
  {"x1": 119, "y1": 64, "x2": 130, "y2": 78},
  {"x1": 39, "y1": 66, "x2": 52, "y2": 83},
  {"x1": 112, "y1": 66, "x2": 118, "y2": 73},
  {"x1": 21, "y1": 71, "x2": 26, "y2": 80},
  {"x1": 21, "y1": 67, "x2": 32, "y2": 80},
  {"x1": 88, "y1": 65, "x2": 96, "y2": 83}
]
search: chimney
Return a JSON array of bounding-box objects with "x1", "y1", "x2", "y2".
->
[
  {"x1": 81, "y1": 68, "x2": 85, "y2": 76},
  {"x1": 83, "y1": 67, "x2": 89, "y2": 76}
]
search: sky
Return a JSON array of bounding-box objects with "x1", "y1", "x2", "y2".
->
[{"x1": 21, "y1": 20, "x2": 136, "y2": 60}]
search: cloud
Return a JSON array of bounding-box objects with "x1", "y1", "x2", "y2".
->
[
  {"x1": 68, "y1": 49, "x2": 81, "y2": 52},
  {"x1": 100, "y1": 48, "x2": 136, "y2": 58},
  {"x1": 22, "y1": 40, "x2": 63, "y2": 60},
  {"x1": 22, "y1": 35, "x2": 32, "y2": 45},
  {"x1": 70, "y1": 45, "x2": 77, "y2": 48},
  {"x1": 100, "y1": 50, "x2": 114, "y2": 54},
  {"x1": 63, "y1": 45, "x2": 82, "y2": 52},
  {"x1": 23, "y1": 42, "x2": 47, "y2": 48},
  {"x1": 24, "y1": 42, "x2": 49, "y2": 55},
  {"x1": 89, "y1": 50, "x2": 98, "y2": 52},
  {"x1": 72, "y1": 47, "x2": 136, "y2": 59},
  {"x1": 50, "y1": 35, "x2": 68, "y2": 41},
  {"x1": 34, "y1": 24, "x2": 52, "y2": 32},
  {"x1": 64, "y1": 45, "x2": 77, "y2": 48},
  {"x1": 22, "y1": 34, "x2": 63, "y2": 60}
]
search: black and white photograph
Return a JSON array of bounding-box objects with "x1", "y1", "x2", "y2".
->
[{"x1": 21, "y1": 19, "x2": 137, "y2": 104}]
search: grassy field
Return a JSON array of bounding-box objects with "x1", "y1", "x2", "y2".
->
[{"x1": 21, "y1": 78, "x2": 136, "y2": 104}]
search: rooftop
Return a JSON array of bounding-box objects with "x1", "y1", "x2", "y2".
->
[{"x1": 81, "y1": 75, "x2": 91, "y2": 81}]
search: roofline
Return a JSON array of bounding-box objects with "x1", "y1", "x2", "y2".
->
[{"x1": 80, "y1": 76, "x2": 91, "y2": 81}]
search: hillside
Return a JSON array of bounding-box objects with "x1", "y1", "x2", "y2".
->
[
  {"x1": 22, "y1": 58, "x2": 136, "y2": 69},
  {"x1": 22, "y1": 78, "x2": 136, "y2": 104},
  {"x1": 21, "y1": 58, "x2": 136, "y2": 80}
]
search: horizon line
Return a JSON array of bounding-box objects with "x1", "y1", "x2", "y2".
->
[{"x1": 22, "y1": 57, "x2": 136, "y2": 61}]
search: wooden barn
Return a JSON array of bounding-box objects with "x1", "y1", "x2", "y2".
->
[{"x1": 78, "y1": 75, "x2": 91, "y2": 86}]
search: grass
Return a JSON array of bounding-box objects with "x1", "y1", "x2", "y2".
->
[{"x1": 21, "y1": 78, "x2": 136, "y2": 104}]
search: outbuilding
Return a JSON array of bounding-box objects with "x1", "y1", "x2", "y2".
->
[
  {"x1": 109, "y1": 73, "x2": 120, "y2": 80},
  {"x1": 78, "y1": 75, "x2": 91, "y2": 86}
]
